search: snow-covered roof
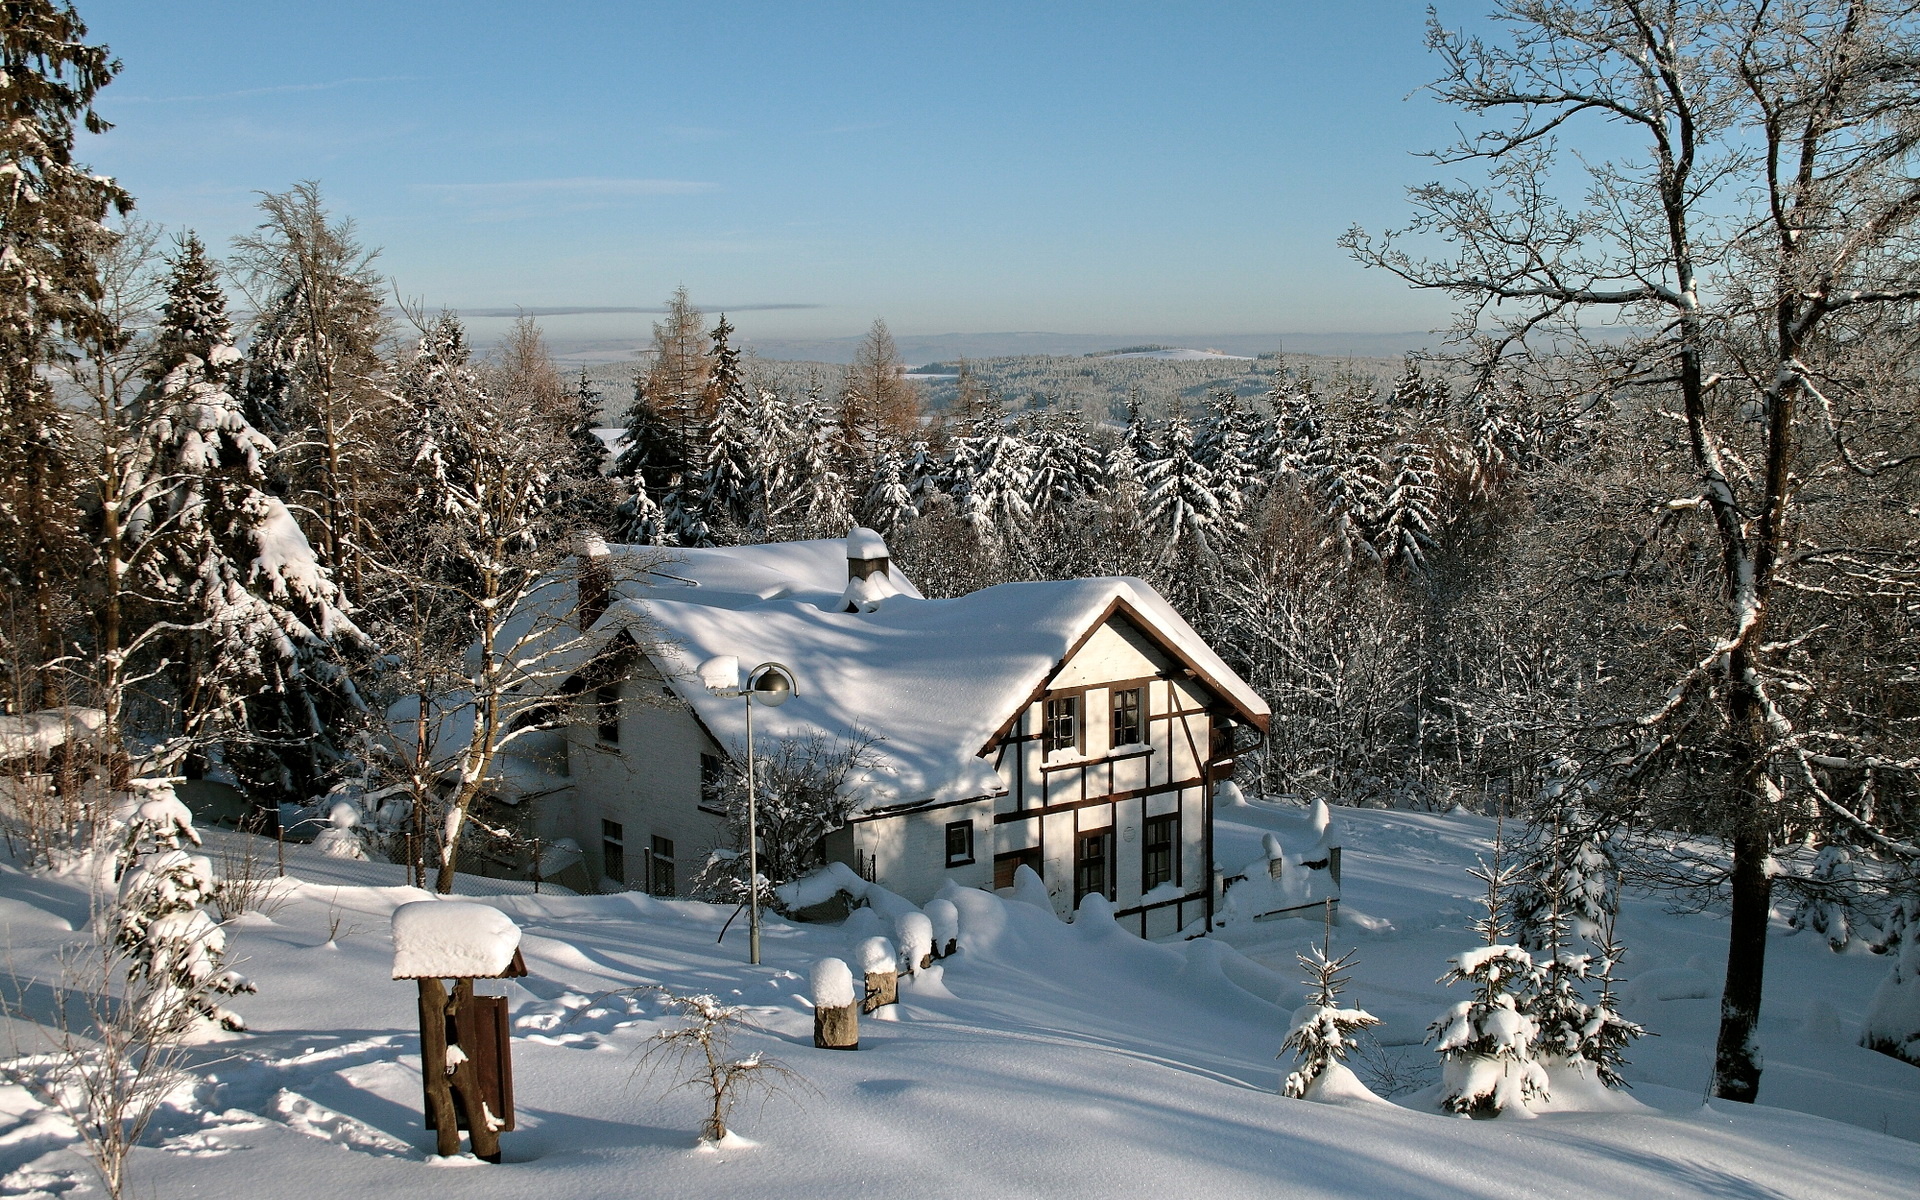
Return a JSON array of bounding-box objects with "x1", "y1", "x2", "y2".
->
[{"x1": 552, "y1": 534, "x2": 1268, "y2": 811}]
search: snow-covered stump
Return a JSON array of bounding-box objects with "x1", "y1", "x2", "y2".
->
[
  {"x1": 926, "y1": 898, "x2": 959, "y2": 959},
  {"x1": 857, "y1": 936, "x2": 897, "y2": 1012},
  {"x1": 896, "y1": 912, "x2": 934, "y2": 974},
  {"x1": 811, "y1": 958, "x2": 859, "y2": 1050},
  {"x1": 391, "y1": 901, "x2": 528, "y2": 1162}
]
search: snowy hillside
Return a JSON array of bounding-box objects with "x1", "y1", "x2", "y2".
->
[
  {"x1": 0, "y1": 802, "x2": 1915, "y2": 1199},
  {"x1": 1100, "y1": 347, "x2": 1255, "y2": 361}
]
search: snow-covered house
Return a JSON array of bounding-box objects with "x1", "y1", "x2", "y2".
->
[{"x1": 494, "y1": 531, "x2": 1268, "y2": 937}]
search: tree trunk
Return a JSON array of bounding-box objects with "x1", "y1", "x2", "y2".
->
[{"x1": 1711, "y1": 829, "x2": 1772, "y2": 1103}]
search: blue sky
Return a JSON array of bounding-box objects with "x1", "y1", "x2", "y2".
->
[{"x1": 80, "y1": 1, "x2": 1474, "y2": 344}]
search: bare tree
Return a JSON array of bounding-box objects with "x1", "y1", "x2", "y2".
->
[
  {"x1": 1346, "y1": 0, "x2": 1920, "y2": 1101},
  {"x1": 372, "y1": 313, "x2": 659, "y2": 892},
  {"x1": 635, "y1": 989, "x2": 808, "y2": 1143}
]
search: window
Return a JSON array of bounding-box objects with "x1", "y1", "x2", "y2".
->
[
  {"x1": 1143, "y1": 813, "x2": 1179, "y2": 891},
  {"x1": 648, "y1": 835, "x2": 675, "y2": 897},
  {"x1": 1075, "y1": 828, "x2": 1114, "y2": 904},
  {"x1": 699, "y1": 753, "x2": 726, "y2": 812},
  {"x1": 595, "y1": 683, "x2": 621, "y2": 744},
  {"x1": 601, "y1": 819, "x2": 625, "y2": 884},
  {"x1": 1043, "y1": 695, "x2": 1081, "y2": 755},
  {"x1": 945, "y1": 820, "x2": 975, "y2": 867},
  {"x1": 1111, "y1": 687, "x2": 1143, "y2": 747}
]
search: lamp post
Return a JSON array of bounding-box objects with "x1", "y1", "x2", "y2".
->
[{"x1": 699, "y1": 656, "x2": 796, "y2": 965}]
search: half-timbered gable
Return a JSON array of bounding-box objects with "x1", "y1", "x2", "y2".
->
[{"x1": 470, "y1": 531, "x2": 1268, "y2": 937}]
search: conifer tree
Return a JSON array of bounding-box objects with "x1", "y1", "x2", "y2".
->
[
  {"x1": 0, "y1": 0, "x2": 132, "y2": 703},
  {"x1": 1512, "y1": 788, "x2": 1618, "y2": 954},
  {"x1": 843, "y1": 317, "x2": 922, "y2": 446},
  {"x1": 1427, "y1": 850, "x2": 1547, "y2": 1115},
  {"x1": 134, "y1": 234, "x2": 360, "y2": 782},
  {"x1": 114, "y1": 781, "x2": 255, "y2": 1032},
  {"x1": 781, "y1": 391, "x2": 851, "y2": 540},
  {"x1": 860, "y1": 446, "x2": 918, "y2": 536},
  {"x1": 233, "y1": 182, "x2": 392, "y2": 598},
  {"x1": 1787, "y1": 842, "x2": 1861, "y2": 953},
  {"x1": 559, "y1": 369, "x2": 612, "y2": 528},
  {"x1": 945, "y1": 402, "x2": 1034, "y2": 564},
  {"x1": 1371, "y1": 424, "x2": 1440, "y2": 574},
  {"x1": 696, "y1": 315, "x2": 756, "y2": 535},
  {"x1": 1024, "y1": 408, "x2": 1105, "y2": 515},
  {"x1": 1140, "y1": 408, "x2": 1227, "y2": 563},
  {"x1": 612, "y1": 373, "x2": 684, "y2": 542},
  {"x1": 1280, "y1": 924, "x2": 1382, "y2": 1100}
]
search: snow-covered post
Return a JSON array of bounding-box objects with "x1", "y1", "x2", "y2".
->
[
  {"x1": 926, "y1": 897, "x2": 959, "y2": 959},
  {"x1": 896, "y1": 911, "x2": 934, "y2": 974},
  {"x1": 811, "y1": 958, "x2": 859, "y2": 1050},
  {"x1": 857, "y1": 936, "x2": 897, "y2": 1012},
  {"x1": 391, "y1": 901, "x2": 528, "y2": 1162}
]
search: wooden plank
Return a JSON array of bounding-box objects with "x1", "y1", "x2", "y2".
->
[{"x1": 427, "y1": 992, "x2": 515, "y2": 1135}]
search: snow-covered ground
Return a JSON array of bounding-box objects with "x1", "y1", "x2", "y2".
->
[
  {"x1": 1100, "y1": 347, "x2": 1254, "y2": 361},
  {"x1": 0, "y1": 800, "x2": 1914, "y2": 1199}
]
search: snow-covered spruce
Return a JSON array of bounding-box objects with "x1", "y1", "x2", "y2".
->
[
  {"x1": 113, "y1": 782, "x2": 255, "y2": 1033},
  {"x1": 1426, "y1": 855, "x2": 1546, "y2": 1116},
  {"x1": 1511, "y1": 788, "x2": 1617, "y2": 953},
  {"x1": 1279, "y1": 938, "x2": 1381, "y2": 1101},
  {"x1": 1862, "y1": 881, "x2": 1920, "y2": 1066},
  {"x1": 1786, "y1": 842, "x2": 1862, "y2": 953}
]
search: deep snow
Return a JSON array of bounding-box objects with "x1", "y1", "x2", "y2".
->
[{"x1": 0, "y1": 800, "x2": 1913, "y2": 1199}]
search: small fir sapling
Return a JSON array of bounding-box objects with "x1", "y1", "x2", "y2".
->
[
  {"x1": 1862, "y1": 868, "x2": 1920, "y2": 1066},
  {"x1": 926, "y1": 897, "x2": 959, "y2": 958},
  {"x1": 1280, "y1": 921, "x2": 1381, "y2": 1100},
  {"x1": 1520, "y1": 902, "x2": 1643, "y2": 1090},
  {"x1": 1786, "y1": 841, "x2": 1860, "y2": 952},
  {"x1": 113, "y1": 782, "x2": 256, "y2": 1033},
  {"x1": 637, "y1": 990, "x2": 808, "y2": 1143},
  {"x1": 1427, "y1": 848, "x2": 1547, "y2": 1116},
  {"x1": 1571, "y1": 918, "x2": 1647, "y2": 1089},
  {"x1": 1511, "y1": 784, "x2": 1617, "y2": 953}
]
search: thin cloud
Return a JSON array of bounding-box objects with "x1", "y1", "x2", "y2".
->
[{"x1": 116, "y1": 76, "x2": 423, "y2": 104}]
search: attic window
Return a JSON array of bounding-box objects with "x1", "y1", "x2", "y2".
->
[
  {"x1": 596, "y1": 683, "x2": 620, "y2": 744},
  {"x1": 1111, "y1": 687, "x2": 1143, "y2": 746},
  {"x1": 1044, "y1": 696, "x2": 1080, "y2": 755}
]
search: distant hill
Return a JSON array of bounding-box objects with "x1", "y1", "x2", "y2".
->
[{"x1": 575, "y1": 347, "x2": 1406, "y2": 425}]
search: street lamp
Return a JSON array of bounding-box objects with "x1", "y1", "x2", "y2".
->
[{"x1": 698, "y1": 655, "x2": 796, "y2": 965}]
